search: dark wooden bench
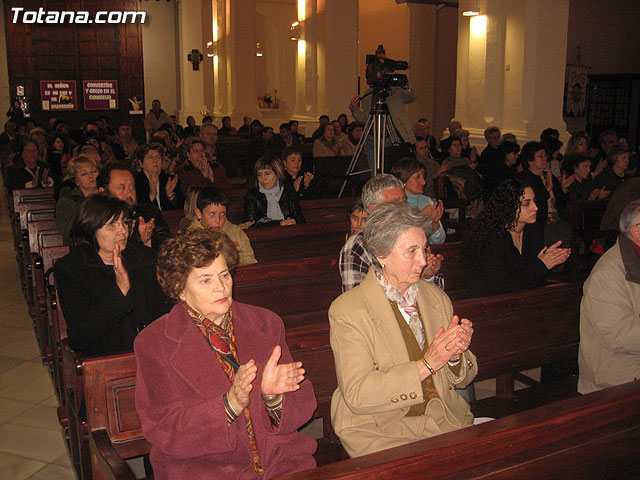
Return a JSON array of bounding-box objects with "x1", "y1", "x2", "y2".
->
[
  {"x1": 566, "y1": 199, "x2": 608, "y2": 250},
  {"x1": 43, "y1": 245, "x2": 70, "y2": 405},
  {"x1": 27, "y1": 219, "x2": 63, "y2": 362},
  {"x1": 17, "y1": 202, "x2": 56, "y2": 315},
  {"x1": 278, "y1": 380, "x2": 640, "y2": 479},
  {"x1": 79, "y1": 279, "x2": 584, "y2": 479}
]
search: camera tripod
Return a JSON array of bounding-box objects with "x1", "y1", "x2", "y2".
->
[{"x1": 338, "y1": 88, "x2": 402, "y2": 198}]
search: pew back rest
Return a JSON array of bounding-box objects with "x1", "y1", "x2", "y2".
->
[
  {"x1": 19, "y1": 201, "x2": 55, "y2": 229},
  {"x1": 83, "y1": 353, "x2": 150, "y2": 461},
  {"x1": 28, "y1": 220, "x2": 57, "y2": 253},
  {"x1": 12, "y1": 187, "x2": 54, "y2": 213},
  {"x1": 277, "y1": 380, "x2": 640, "y2": 479}
]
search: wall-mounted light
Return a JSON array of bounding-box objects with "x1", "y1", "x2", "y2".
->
[
  {"x1": 206, "y1": 41, "x2": 217, "y2": 58},
  {"x1": 290, "y1": 21, "x2": 301, "y2": 41},
  {"x1": 462, "y1": 0, "x2": 480, "y2": 16},
  {"x1": 256, "y1": 42, "x2": 263, "y2": 57}
]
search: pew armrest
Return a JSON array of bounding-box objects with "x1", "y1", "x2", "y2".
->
[{"x1": 90, "y1": 428, "x2": 137, "y2": 480}]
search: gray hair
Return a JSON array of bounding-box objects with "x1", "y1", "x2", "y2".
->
[
  {"x1": 619, "y1": 199, "x2": 640, "y2": 236},
  {"x1": 363, "y1": 202, "x2": 432, "y2": 265},
  {"x1": 361, "y1": 174, "x2": 404, "y2": 213}
]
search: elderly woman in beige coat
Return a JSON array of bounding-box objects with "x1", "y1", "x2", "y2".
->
[{"x1": 330, "y1": 202, "x2": 477, "y2": 458}]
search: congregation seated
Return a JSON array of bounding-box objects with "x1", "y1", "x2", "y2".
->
[
  {"x1": 478, "y1": 125, "x2": 502, "y2": 176},
  {"x1": 54, "y1": 194, "x2": 171, "y2": 356},
  {"x1": 464, "y1": 179, "x2": 571, "y2": 298},
  {"x1": 313, "y1": 123, "x2": 344, "y2": 157},
  {"x1": 176, "y1": 137, "x2": 229, "y2": 192},
  {"x1": 237, "y1": 115, "x2": 251, "y2": 135},
  {"x1": 340, "y1": 122, "x2": 364, "y2": 158},
  {"x1": 440, "y1": 136, "x2": 483, "y2": 203},
  {"x1": 414, "y1": 138, "x2": 447, "y2": 198},
  {"x1": 7, "y1": 139, "x2": 54, "y2": 192},
  {"x1": 218, "y1": 115, "x2": 237, "y2": 136},
  {"x1": 243, "y1": 155, "x2": 305, "y2": 227},
  {"x1": 46, "y1": 130, "x2": 71, "y2": 182},
  {"x1": 456, "y1": 128, "x2": 478, "y2": 161},
  {"x1": 485, "y1": 140, "x2": 520, "y2": 198},
  {"x1": 281, "y1": 146, "x2": 317, "y2": 199},
  {"x1": 112, "y1": 123, "x2": 140, "y2": 163},
  {"x1": 200, "y1": 123, "x2": 235, "y2": 180},
  {"x1": 589, "y1": 144, "x2": 630, "y2": 198},
  {"x1": 562, "y1": 153, "x2": 606, "y2": 203},
  {"x1": 517, "y1": 141, "x2": 571, "y2": 247},
  {"x1": 346, "y1": 199, "x2": 369, "y2": 240},
  {"x1": 272, "y1": 122, "x2": 301, "y2": 156},
  {"x1": 97, "y1": 163, "x2": 172, "y2": 250},
  {"x1": 135, "y1": 229, "x2": 317, "y2": 479},
  {"x1": 311, "y1": 114, "x2": 330, "y2": 142},
  {"x1": 182, "y1": 115, "x2": 199, "y2": 138},
  {"x1": 55, "y1": 154, "x2": 99, "y2": 244},
  {"x1": 330, "y1": 202, "x2": 477, "y2": 458},
  {"x1": 190, "y1": 186, "x2": 257, "y2": 265},
  {"x1": 134, "y1": 143, "x2": 185, "y2": 211},
  {"x1": 390, "y1": 157, "x2": 445, "y2": 244},
  {"x1": 340, "y1": 174, "x2": 441, "y2": 292}
]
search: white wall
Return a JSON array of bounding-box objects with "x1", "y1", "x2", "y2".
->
[{"x1": 141, "y1": 0, "x2": 179, "y2": 116}]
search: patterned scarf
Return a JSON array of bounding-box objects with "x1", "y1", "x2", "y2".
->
[
  {"x1": 374, "y1": 266, "x2": 426, "y2": 350},
  {"x1": 183, "y1": 303, "x2": 264, "y2": 477}
]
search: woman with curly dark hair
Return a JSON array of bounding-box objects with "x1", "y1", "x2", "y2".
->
[{"x1": 464, "y1": 178, "x2": 571, "y2": 297}]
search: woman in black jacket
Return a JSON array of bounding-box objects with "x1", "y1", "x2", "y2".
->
[
  {"x1": 243, "y1": 155, "x2": 305, "y2": 227},
  {"x1": 134, "y1": 143, "x2": 184, "y2": 211},
  {"x1": 54, "y1": 194, "x2": 171, "y2": 356},
  {"x1": 464, "y1": 178, "x2": 571, "y2": 298}
]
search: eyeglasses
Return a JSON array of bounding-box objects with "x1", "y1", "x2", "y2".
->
[{"x1": 104, "y1": 219, "x2": 134, "y2": 231}]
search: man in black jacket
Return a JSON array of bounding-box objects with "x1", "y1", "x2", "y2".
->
[{"x1": 97, "y1": 164, "x2": 172, "y2": 249}]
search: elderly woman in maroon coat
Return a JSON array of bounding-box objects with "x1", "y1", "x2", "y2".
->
[{"x1": 134, "y1": 228, "x2": 316, "y2": 479}]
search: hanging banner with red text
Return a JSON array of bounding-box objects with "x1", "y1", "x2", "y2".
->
[
  {"x1": 40, "y1": 80, "x2": 77, "y2": 111},
  {"x1": 83, "y1": 81, "x2": 118, "y2": 110}
]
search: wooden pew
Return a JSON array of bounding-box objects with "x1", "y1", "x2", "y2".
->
[
  {"x1": 17, "y1": 202, "x2": 55, "y2": 314},
  {"x1": 278, "y1": 380, "x2": 640, "y2": 479},
  {"x1": 82, "y1": 355, "x2": 637, "y2": 480},
  {"x1": 28, "y1": 219, "x2": 63, "y2": 362},
  {"x1": 79, "y1": 279, "x2": 584, "y2": 479},
  {"x1": 566, "y1": 199, "x2": 608, "y2": 250},
  {"x1": 43, "y1": 245, "x2": 70, "y2": 404}
]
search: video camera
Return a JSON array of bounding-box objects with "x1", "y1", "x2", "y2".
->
[{"x1": 365, "y1": 45, "x2": 408, "y2": 89}]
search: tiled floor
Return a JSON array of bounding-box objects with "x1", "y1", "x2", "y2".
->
[{"x1": 0, "y1": 188, "x2": 76, "y2": 479}]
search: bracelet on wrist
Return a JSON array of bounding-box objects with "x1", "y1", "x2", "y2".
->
[{"x1": 421, "y1": 358, "x2": 436, "y2": 376}]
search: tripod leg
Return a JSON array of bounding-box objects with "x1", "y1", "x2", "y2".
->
[{"x1": 338, "y1": 113, "x2": 375, "y2": 198}]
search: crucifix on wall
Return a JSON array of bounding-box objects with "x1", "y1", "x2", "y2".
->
[{"x1": 187, "y1": 49, "x2": 203, "y2": 71}]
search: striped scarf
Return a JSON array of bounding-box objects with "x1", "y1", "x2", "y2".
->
[{"x1": 183, "y1": 303, "x2": 264, "y2": 477}]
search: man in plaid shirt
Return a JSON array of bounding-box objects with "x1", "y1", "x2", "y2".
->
[{"x1": 339, "y1": 174, "x2": 443, "y2": 292}]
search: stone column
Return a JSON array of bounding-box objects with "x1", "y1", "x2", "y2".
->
[{"x1": 454, "y1": 0, "x2": 570, "y2": 146}]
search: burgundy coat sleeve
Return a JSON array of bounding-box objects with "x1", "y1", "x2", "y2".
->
[
  {"x1": 134, "y1": 319, "x2": 238, "y2": 459},
  {"x1": 250, "y1": 305, "x2": 317, "y2": 436}
]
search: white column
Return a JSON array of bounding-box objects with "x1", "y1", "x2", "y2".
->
[
  {"x1": 454, "y1": 0, "x2": 570, "y2": 146},
  {"x1": 177, "y1": 0, "x2": 207, "y2": 123}
]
